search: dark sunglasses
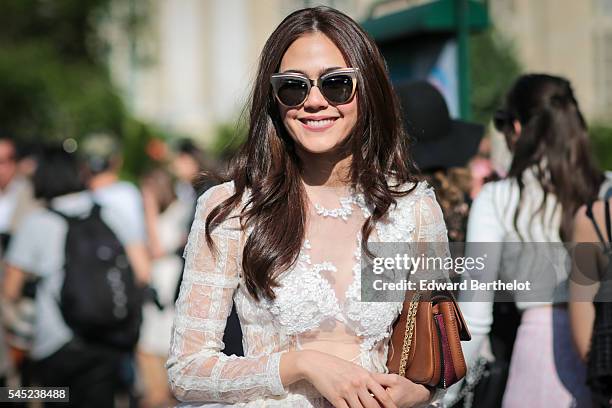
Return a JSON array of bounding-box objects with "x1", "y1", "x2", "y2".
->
[
  {"x1": 493, "y1": 109, "x2": 516, "y2": 132},
  {"x1": 270, "y1": 68, "x2": 359, "y2": 108}
]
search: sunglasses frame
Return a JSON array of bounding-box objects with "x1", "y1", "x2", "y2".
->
[{"x1": 270, "y1": 68, "x2": 359, "y2": 108}]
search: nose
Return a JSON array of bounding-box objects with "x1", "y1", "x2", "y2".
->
[{"x1": 303, "y1": 85, "x2": 328, "y2": 111}]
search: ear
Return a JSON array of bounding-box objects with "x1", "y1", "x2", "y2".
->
[{"x1": 512, "y1": 120, "x2": 522, "y2": 136}]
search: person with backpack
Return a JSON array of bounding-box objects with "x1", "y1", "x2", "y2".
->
[
  {"x1": 1, "y1": 145, "x2": 149, "y2": 408},
  {"x1": 570, "y1": 199, "x2": 612, "y2": 407}
]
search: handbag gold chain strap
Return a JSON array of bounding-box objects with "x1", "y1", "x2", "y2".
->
[{"x1": 398, "y1": 292, "x2": 421, "y2": 377}]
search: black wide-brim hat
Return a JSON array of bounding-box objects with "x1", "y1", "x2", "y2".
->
[{"x1": 396, "y1": 81, "x2": 484, "y2": 171}]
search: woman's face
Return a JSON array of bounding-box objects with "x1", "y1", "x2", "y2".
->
[{"x1": 277, "y1": 32, "x2": 358, "y2": 156}]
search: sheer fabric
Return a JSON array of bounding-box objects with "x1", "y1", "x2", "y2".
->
[{"x1": 167, "y1": 181, "x2": 448, "y2": 407}]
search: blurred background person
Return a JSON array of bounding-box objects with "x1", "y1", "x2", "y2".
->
[
  {"x1": 0, "y1": 244, "x2": 6, "y2": 388},
  {"x1": 458, "y1": 74, "x2": 609, "y2": 408},
  {"x1": 137, "y1": 166, "x2": 191, "y2": 408},
  {"x1": 570, "y1": 199, "x2": 612, "y2": 408},
  {"x1": 2, "y1": 145, "x2": 147, "y2": 407},
  {"x1": 397, "y1": 81, "x2": 519, "y2": 408},
  {"x1": 167, "y1": 138, "x2": 211, "y2": 299},
  {"x1": 0, "y1": 136, "x2": 36, "y2": 250},
  {"x1": 81, "y1": 132, "x2": 149, "y2": 277},
  {"x1": 0, "y1": 136, "x2": 19, "y2": 389},
  {"x1": 0, "y1": 136, "x2": 38, "y2": 399},
  {"x1": 166, "y1": 138, "x2": 244, "y2": 357},
  {"x1": 396, "y1": 80, "x2": 485, "y2": 243},
  {"x1": 80, "y1": 133, "x2": 151, "y2": 405},
  {"x1": 170, "y1": 138, "x2": 215, "y2": 214}
]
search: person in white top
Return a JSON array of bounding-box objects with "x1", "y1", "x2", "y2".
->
[
  {"x1": 81, "y1": 133, "x2": 150, "y2": 283},
  {"x1": 81, "y1": 132, "x2": 148, "y2": 245},
  {"x1": 167, "y1": 6, "x2": 450, "y2": 408},
  {"x1": 454, "y1": 74, "x2": 608, "y2": 408}
]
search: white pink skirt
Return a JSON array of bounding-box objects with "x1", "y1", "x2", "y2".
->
[{"x1": 502, "y1": 306, "x2": 591, "y2": 408}]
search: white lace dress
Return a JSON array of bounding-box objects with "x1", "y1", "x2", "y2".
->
[{"x1": 167, "y1": 181, "x2": 449, "y2": 407}]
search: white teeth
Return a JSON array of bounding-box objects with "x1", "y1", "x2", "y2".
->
[{"x1": 304, "y1": 119, "x2": 335, "y2": 128}]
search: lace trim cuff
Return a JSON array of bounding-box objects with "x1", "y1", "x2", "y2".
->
[
  {"x1": 267, "y1": 351, "x2": 287, "y2": 396},
  {"x1": 428, "y1": 388, "x2": 446, "y2": 407}
]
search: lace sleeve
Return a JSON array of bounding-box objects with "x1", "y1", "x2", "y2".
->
[
  {"x1": 413, "y1": 185, "x2": 449, "y2": 244},
  {"x1": 412, "y1": 185, "x2": 450, "y2": 406},
  {"x1": 167, "y1": 184, "x2": 286, "y2": 403},
  {"x1": 409, "y1": 185, "x2": 451, "y2": 276}
]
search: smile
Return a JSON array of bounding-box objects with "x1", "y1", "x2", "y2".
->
[{"x1": 298, "y1": 117, "x2": 338, "y2": 131}]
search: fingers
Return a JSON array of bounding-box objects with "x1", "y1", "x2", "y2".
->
[
  {"x1": 371, "y1": 373, "x2": 403, "y2": 388},
  {"x1": 366, "y1": 378, "x2": 397, "y2": 408},
  {"x1": 345, "y1": 392, "x2": 365, "y2": 408},
  {"x1": 357, "y1": 387, "x2": 381, "y2": 408},
  {"x1": 332, "y1": 399, "x2": 350, "y2": 408}
]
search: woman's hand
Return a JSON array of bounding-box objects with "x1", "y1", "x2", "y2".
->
[
  {"x1": 372, "y1": 374, "x2": 432, "y2": 408},
  {"x1": 285, "y1": 350, "x2": 398, "y2": 408}
]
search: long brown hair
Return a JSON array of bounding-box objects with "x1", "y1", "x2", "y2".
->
[
  {"x1": 504, "y1": 74, "x2": 604, "y2": 240},
  {"x1": 206, "y1": 6, "x2": 418, "y2": 300}
]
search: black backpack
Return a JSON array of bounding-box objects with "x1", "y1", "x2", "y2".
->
[{"x1": 50, "y1": 203, "x2": 143, "y2": 350}]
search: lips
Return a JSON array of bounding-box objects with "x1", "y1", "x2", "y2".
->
[{"x1": 298, "y1": 117, "x2": 338, "y2": 131}]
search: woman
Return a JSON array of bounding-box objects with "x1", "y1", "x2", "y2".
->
[
  {"x1": 458, "y1": 74, "x2": 607, "y2": 407},
  {"x1": 139, "y1": 167, "x2": 192, "y2": 407},
  {"x1": 569, "y1": 200, "x2": 612, "y2": 407},
  {"x1": 167, "y1": 6, "x2": 448, "y2": 408}
]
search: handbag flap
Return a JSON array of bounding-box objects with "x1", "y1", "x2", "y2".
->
[
  {"x1": 431, "y1": 291, "x2": 471, "y2": 341},
  {"x1": 451, "y1": 298, "x2": 472, "y2": 341}
]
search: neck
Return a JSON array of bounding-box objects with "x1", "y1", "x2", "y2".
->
[
  {"x1": 297, "y1": 148, "x2": 352, "y2": 188},
  {"x1": 88, "y1": 172, "x2": 118, "y2": 190}
]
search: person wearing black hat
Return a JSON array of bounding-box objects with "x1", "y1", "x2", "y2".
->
[
  {"x1": 397, "y1": 81, "x2": 484, "y2": 171},
  {"x1": 396, "y1": 80, "x2": 486, "y2": 242}
]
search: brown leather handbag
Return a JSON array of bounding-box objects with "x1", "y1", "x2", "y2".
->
[{"x1": 387, "y1": 291, "x2": 472, "y2": 389}]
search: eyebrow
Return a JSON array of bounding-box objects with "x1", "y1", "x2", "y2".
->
[{"x1": 281, "y1": 66, "x2": 345, "y2": 76}]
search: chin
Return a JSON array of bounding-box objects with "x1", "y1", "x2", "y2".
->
[
  {"x1": 299, "y1": 143, "x2": 342, "y2": 155},
  {"x1": 294, "y1": 134, "x2": 348, "y2": 155}
]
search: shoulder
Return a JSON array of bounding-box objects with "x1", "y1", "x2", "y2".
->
[
  {"x1": 16, "y1": 208, "x2": 63, "y2": 232},
  {"x1": 94, "y1": 181, "x2": 141, "y2": 202},
  {"x1": 193, "y1": 181, "x2": 241, "y2": 231},
  {"x1": 380, "y1": 181, "x2": 447, "y2": 241},
  {"x1": 472, "y1": 178, "x2": 515, "y2": 209},
  {"x1": 393, "y1": 180, "x2": 438, "y2": 211},
  {"x1": 7, "y1": 208, "x2": 65, "y2": 265},
  {"x1": 390, "y1": 181, "x2": 443, "y2": 223},
  {"x1": 574, "y1": 200, "x2": 609, "y2": 242},
  {"x1": 196, "y1": 181, "x2": 235, "y2": 209}
]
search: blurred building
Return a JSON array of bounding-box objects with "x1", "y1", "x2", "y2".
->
[
  {"x1": 102, "y1": 0, "x2": 612, "y2": 144},
  {"x1": 488, "y1": 0, "x2": 612, "y2": 121},
  {"x1": 102, "y1": 0, "x2": 376, "y2": 146},
  {"x1": 365, "y1": 0, "x2": 612, "y2": 121}
]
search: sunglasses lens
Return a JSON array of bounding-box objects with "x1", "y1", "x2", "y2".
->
[
  {"x1": 276, "y1": 78, "x2": 309, "y2": 107},
  {"x1": 321, "y1": 74, "x2": 354, "y2": 104}
]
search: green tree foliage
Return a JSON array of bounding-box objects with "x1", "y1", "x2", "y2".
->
[
  {"x1": 0, "y1": 0, "x2": 110, "y2": 63},
  {"x1": 591, "y1": 124, "x2": 612, "y2": 171},
  {"x1": 0, "y1": 0, "x2": 157, "y2": 178},
  {"x1": 469, "y1": 29, "x2": 522, "y2": 125},
  {"x1": 0, "y1": 43, "x2": 124, "y2": 142},
  {"x1": 0, "y1": 0, "x2": 123, "y2": 142},
  {"x1": 212, "y1": 120, "x2": 248, "y2": 161}
]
